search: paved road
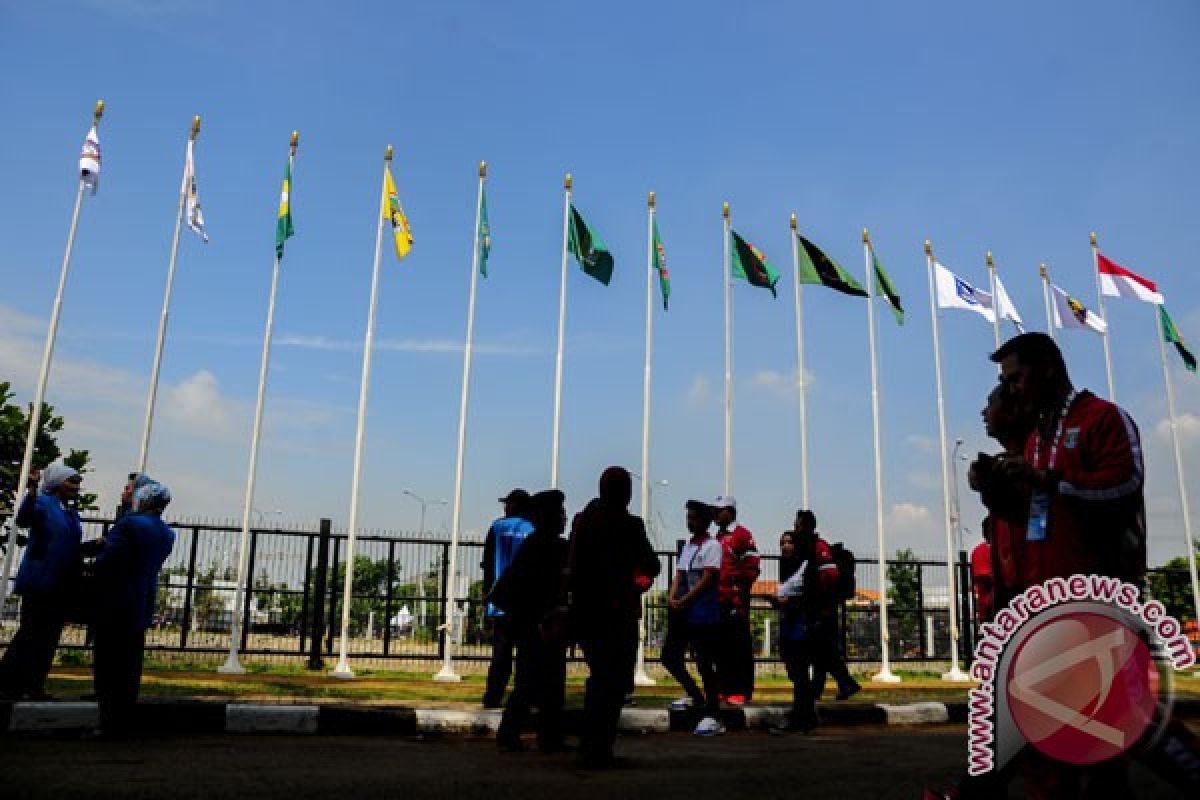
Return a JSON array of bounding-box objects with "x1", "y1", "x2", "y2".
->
[{"x1": 0, "y1": 725, "x2": 1186, "y2": 799}]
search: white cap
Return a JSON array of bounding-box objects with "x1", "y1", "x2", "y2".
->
[{"x1": 712, "y1": 495, "x2": 736, "y2": 510}]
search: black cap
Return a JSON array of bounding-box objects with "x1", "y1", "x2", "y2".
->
[{"x1": 499, "y1": 488, "x2": 531, "y2": 504}]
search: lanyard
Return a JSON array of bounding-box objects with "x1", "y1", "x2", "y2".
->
[{"x1": 1031, "y1": 390, "x2": 1077, "y2": 472}]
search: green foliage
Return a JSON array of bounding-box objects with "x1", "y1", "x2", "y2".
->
[
  {"x1": 0, "y1": 380, "x2": 98, "y2": 515},
  {"x1": 1147, "y1": 555, "x2": 1198, "y2": 625},
  {"x1": 887, "y1": 547, "x2": 922, "y2": 634}
]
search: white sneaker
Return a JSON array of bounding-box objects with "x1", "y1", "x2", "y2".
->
[
  {"x1": 693, "y1": 716, "x2": 726, "y2": 736},
  {"x1": 669, "y1": 696, "x2": 695, "y2": 711}
]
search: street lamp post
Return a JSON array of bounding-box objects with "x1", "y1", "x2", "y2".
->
[{"x1": 401, "y1": 489, "x2": 448, "y2": 537}]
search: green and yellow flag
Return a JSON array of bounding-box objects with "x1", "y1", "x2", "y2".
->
[
  {"x1": 478, "y1": 187, "x2": 491, "y2": 277},
  {"x1": 275, "y1": 159, "x2": 294, "y2": 258},
  {"x1": 730, "y1": 231, "x2": 779, "y2": 296},
  {"x1": 872, "y1": 250, "x2": 904, "y2": 324},
  {"x1": 794, "y1": 234, "x2": 865, "y2": 298},
  {"x1": 383, "y1": 166, "x2": 413, "y2": 261},
  {"x1": 568, "y1": 205, "x2": 614, "y2": 285},
  {"x1": 652, "y1": 219, "x2": 670, "y2": 310},
  {"x1": 1160, "y1": 305, "x2": 1197, "y2": 373}
]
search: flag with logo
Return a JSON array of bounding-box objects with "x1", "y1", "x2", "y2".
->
[
  {"x1": 275, "y1": 159, "x2": 294, "y2": 258},
  {"x1": 478, "y1": 187, "x2": 490, "y2": 277},
  {"x1": 383, "y1": 166, "x2": 412, "y2": 262},
  {"x1": 1051, "y1": 284, "x2": 1106, "y2": 335},
  {"x1": 652, "y1": 219, "x2": 670, "y2": 310},
  {"x1": 1160, "y1": 305, "x2": 1197, "y2": 373},
  {"x1": 568, "y1": 205, "x2": 614, "y2": 285},
  {"x1": 934, "y1": 262, "x2": 994, "y2": 322},
  {"x1": 79, "y1": 125, "x2": 101, "y2": 195},
  {"x1": 730, "y1": 231, "x2": 780, "y2": 297},
  {"x1": 183, "y1": 140, "x2": 208, "y2": 242}
]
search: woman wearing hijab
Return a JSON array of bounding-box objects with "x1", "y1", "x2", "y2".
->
[
  {"x1": 771, "y1": 530, "x2": 818, "y2": 733},
  {"x1": 0, "y1": 463, "x2": 93, "y2": 700},
  {"x1": 566, "y1": 466, "x2": 661, "y2": 767},
  {"x1": 90, "y1": 478, "x2": 176, "y2": 737}
]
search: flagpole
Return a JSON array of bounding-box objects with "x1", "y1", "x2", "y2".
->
[
  {"x1": 550, "y1": 174, "x2": 572, "y2": 488},
  {"x1": 864, "y1": 230, "x2": 899, "y2": 684},
  {"x1": 986, "y1": 251, "x2": 1001, "y2": 352},
  {"x1": 136, "y1": 115, "x2": 201, "y2": 475},
  {"x1": 1156, "y1": 307, "x2": 1200, "y2": 657},
  {"x1": 220, "y1": 130, "x2": 297, "y2": 675},
  {"x1": 790, "y1": 215, "x2": 809, "y2": 508},
  {"x1": 1091, "y1": 232, "x2": 1117, "y2": 400},
  {"x1": 434, "y1": 161, "x2": 487, "y2": 684},
  {"x1": 723, "y1": 201, "x2": 733, "y2": 496},
  {"x1": 0, "y1": 100, "x2": 103, "y2": 614},
  {"x1": 1040, "y1": 263, "x2": 1055, "y2": 342},
  {"x1": 633, "y1": 191, "x2": 658, "y2": 688},
  {"x1": 330, "y1": 145, "x2": 393, "y2": 680},
  {"x1": 926, "y1": 240, "x2": 969, "y2": 682}
]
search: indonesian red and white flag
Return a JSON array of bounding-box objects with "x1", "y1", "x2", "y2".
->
[
  {"x1": 1051, "y1": 284, "x2": 1107, "y2": 335},
  {"x1": 79, "y1": 125, "x2": 101, "y2": 195},
  {"x1": 1097, "y1": 253, "x2": 1163, "y2": 305}
]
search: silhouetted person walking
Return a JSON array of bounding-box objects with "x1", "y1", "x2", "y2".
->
[{"x1": 480, "y1": 488, "x2": 533, "y2": 708}]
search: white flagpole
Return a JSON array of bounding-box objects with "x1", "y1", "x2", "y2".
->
[
  {"x1": 0, "y1": 100, "x2": 103, "y2": 614},
  {"x1": 136, "y1": 115, "x2": 201, "y2": 475},
  {"x1": 723, "y1": 202, "x2": 733, "y2": 496},
  {"x1": 434, "y1": 161, "x2": 487, "y2": 683},
  {"x1": 925, "y1": 240, "x2": 969, "y2": 682},
  {"x1": 550, "y1": 174, "x2": 572, "y2": 488},
  {"x1": 1156, "y1": 307, "x2": 1200, "y2": 654},
  {"x1": 220, "y1": 130, "x2": 297, "y2": 675},
  {"x1": 634, "y1": 191, "x2": 658, "y2": 688},
  {"x1": 790, "y1": 215, "x2": 810, "y2": 508},
  {"x1": 864, "y1": 230, "x2": 899, "y2": 684},
  {"x1": 986, "y1": 251, "x2": 1002, "y2": 352},
  {"x1": 331, "y1": 145, "x2": 394, "y2": 680},
  {"x1": 1091, "y1": 231, "x2": 1117, "y2": 400},
  {"x1": 1040, "y1": 263, "x2": 1056, "y2": 342}
]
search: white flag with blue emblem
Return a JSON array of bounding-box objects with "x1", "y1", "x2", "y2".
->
[
  {"x1": 182, "y1": 139, "x2": 208, "y2": 242},
  {"x1": 935, "y1": 262, "x2": 995, "y2": 322}
]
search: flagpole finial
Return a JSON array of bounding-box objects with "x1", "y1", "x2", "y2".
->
[
  {"x1": 722, "y1": 201, "x2": 730, "y2": 219},
  {"x1": 289, "y1": 130, "x2": 299, "y2": 154},
  {"x1": 862, "y1": 227, "x2": 870, "y2": 244},
  {"x1": 1039, "y1": 262, "x2": 1049, "y2": 279},
  {"x1": 648, "y1": 191, "x2": 656, "y2": 208},
  {"x1": 986, "y1": 251, "x2": 995, "y2": 270},
  {"x1": 789, "y1": 213, "x2": 797, "y2": 231},
  {"x1": 564, "y1": 173, "x2": 572, "y2": 190},
  {"x1": 93, "y1": 100, "x2": 105, "y2": 123},
  {"x1": 385, "y1": 144, "x2": 393, "y2": 161},
  {"x1": 1090, "y1": 231, "x2": 1098, "y2": 247},
  {"x1": 924, "y1": 239, "x2": 933, "y2": 257},
  {"x1": 190, "y1": 116, "x2": 201, "y2": 140},
  {"x1": 479, "y1": 161, "x2": 487, "y2": 178}
]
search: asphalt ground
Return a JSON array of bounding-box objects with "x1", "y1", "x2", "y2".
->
[{"x1": 0, "y1": 725, "x2": 1189, "y2": 799}]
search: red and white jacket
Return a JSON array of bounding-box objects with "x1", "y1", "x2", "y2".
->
[{"x1": 716, "y1": 524, "x2": 761, "y2": 611}]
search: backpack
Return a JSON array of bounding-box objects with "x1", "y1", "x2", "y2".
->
[{"x1": 829, "y1": 542, "x2": 856, "y2": 601}]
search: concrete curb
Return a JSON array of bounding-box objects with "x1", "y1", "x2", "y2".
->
[{"x1": 3, "y1": 698, "x2": 1196, "y2": 736}]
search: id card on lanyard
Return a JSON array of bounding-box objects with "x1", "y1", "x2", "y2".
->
[{"x1": 1027, "y1": 391, "x2": 1075, "y2": 542}]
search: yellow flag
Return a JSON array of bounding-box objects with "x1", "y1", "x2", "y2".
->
[{"x1": 382, "y1": 166, "x2": 412, "y2": 261}]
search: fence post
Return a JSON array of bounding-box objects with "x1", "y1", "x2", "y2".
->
[
  {"x1": 240, "y1": 530, "x2": 258, "y2": 653},
  {"x1": 957, "y1": 549, "x2": 973, "y2": 665},
  {"x1": 307, "y1": 518, "x2": 331, "y2": 670},
  {"x1": 179, "y1": 526, "x2": 201, "y2": 649},
  {"x1": 383, "y1": 540, "x2": 395, "y2": 656},
  {"x1": 437, "y1": 542, "x2": 450, "y2": 661}
]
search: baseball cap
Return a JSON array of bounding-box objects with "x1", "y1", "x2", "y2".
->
[
  {"x1": 498, "y1": 488, "x2": 531, "y2": 504},
  {"x1": 712, "y1": 495, "x2": 736, "y2": 510}
]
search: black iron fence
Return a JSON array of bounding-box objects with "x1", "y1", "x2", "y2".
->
[{"x1": 0, "y1": 516, "x2": 1195, "y2": 671}]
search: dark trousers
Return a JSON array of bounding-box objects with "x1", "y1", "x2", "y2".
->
[
  {"x1": 810, "y1": 613, "x2": 856, "y2": 699},
  {"x1": 661, "y1": 615, "x2": 720, "y2": 716},
  {"x1": 496, "y1": 629, "x2": 566, "y2": 750},
  {"x1": 483, "y1": 616, "x2": 514, "y2": 706},
  {"x1": 0, "y1": 594, "x2": 67, "y2": 695},
  {"x1": 780, "y1": 637, "x2": 818, "y2": 726},
  {"x1": 578, "y1": 619, "x2": 639, "y2": 763},
  {"x1": 92, "y1": 622, "x2": 146, "y2": 735},
  {"x1": 716, "y1": 608, "x2": 755, "y2": 700}
]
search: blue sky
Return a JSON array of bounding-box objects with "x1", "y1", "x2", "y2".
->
[{"x1": 2, "y1": 0, "x2": 1199, "y2": 566}]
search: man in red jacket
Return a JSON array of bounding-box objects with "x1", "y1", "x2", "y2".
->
[{"x1": 712, "y1": 496, "x2": 759, "y2": 705}]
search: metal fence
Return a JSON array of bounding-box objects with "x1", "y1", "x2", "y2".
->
[{"x1": 1, "y1": 516, "x2": 1195, "y2": 672}]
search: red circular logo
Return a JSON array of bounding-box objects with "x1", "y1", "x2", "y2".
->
[{"x1": 1006, "y1": 612, "x2": 1158, "y2": 765}]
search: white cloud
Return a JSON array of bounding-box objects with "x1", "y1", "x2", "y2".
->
[
  {"x1": 749, "y1": 368, "x2": 814, "y2": 396},
  {"x1": 687, "y1": 374, "x2": 711, "y2": 405},
  {"x1": 1155, "y1": 414, "x2": 1200, "y2": 446},
  {"x1": 887, "y1": 501, "x2": 933, "y2": 531},
  {"x1": 904, "y1": 434, "x2": 938, "y2": 454},
  {"x1": 163, "y1": 370, "x2": 232, "y2": 435}
]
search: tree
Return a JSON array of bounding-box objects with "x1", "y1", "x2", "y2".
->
[
  {"x1": 1147, "y1": 555, "x2": 1199, "y2": 626},
  {"x1": 0, "y1": 380, "x2": 98, "y2": 516},
  {"x1": 887, "y1": 548, "x2": 922, "y2": 645}
]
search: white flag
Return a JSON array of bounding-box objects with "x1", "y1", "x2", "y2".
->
[
  {"x1": 1051, "y1": 284, "x2": 1107, "y2": 335},
  {"x1": 994, "y1": 276, "x2": 1025, "y2": 332},
  {"x1": 79, "y1": 125, "x2": 101, "y2": 195},
  {"x1": 935, "y1": 262, "x2": 995, "y2": 322},
  {"x1": 182, "y1": 140, "x2": 208, "y2": 242}
]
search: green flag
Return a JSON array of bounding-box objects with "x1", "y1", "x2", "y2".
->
[
  {"x1": 652, "y1": 219, "x2": 670, "y2": 310},
  {"x1": 794, "y1": 234, "x2": 865, "y2": 297},
  {"x1": 730, "y1": 231, "x2": 779, "y2": 296},
  {"x1": 1160, "y1": 305, "x2": 1197, "y2": 372},
  {"x1": 873, "y1": 250, "x2": 904, "y2": 324},
  {"x1": 478, "y1": 187, "x2": 491, "y2": 277},
  {"x1": 275, "y1": 158, "x2": 294, "y2": 259},
  {"x1": 568, "y1": 204, "x2": 614, "y2": 285}
]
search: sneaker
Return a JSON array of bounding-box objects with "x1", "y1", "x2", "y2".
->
[
  {"x1": 669, "y1": 696, "x2": 695, "y2": 711},
  {"x1": 724, "y1": 694, "x2": 746, "y2": 707},
  {"x1": 693, "y1": 716, "x2": 726, "y2": 736}
]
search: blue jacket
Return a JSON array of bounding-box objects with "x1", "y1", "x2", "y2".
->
[
  {"x1": 94, "y1": 512, "x2": 176, "y2": 630},
  {"x1": 481, "y1": 516, "x2": 534, "y2": 618},
  {"x1": 14, "y1": 493, "x2": 83, "y2": 596}
]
